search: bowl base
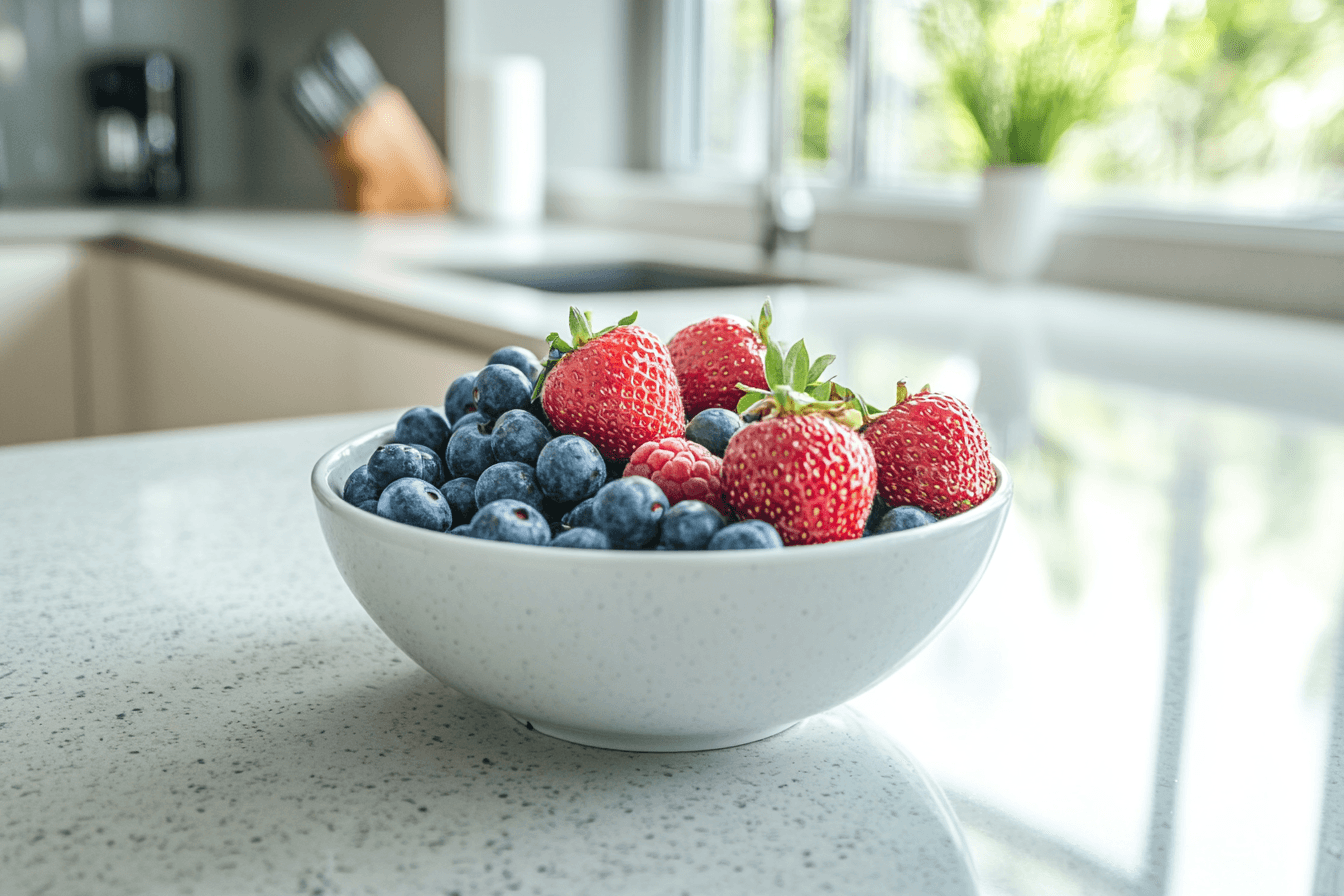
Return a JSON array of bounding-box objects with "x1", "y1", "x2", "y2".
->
[{"x1": 512, "y1": 716, "x2": 799, "y2": 753}]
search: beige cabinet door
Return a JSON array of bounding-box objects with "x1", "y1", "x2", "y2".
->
[
  {"x1": 0, "y1": 245, "x2": 81, "y2": 446},
  {"x1": 83, "y1": 250, "x2": 488, "y2": 435}
]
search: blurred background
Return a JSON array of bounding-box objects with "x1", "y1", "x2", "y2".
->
[{"x1": 0, "y1": 0, "x2": 1339, "y2": 214}]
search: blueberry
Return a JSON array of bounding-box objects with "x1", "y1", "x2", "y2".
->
[
  {"x1": 550, "y1": 527, "x2": 612, "y2": 549},
  {"x1": 561, "y1": 496, "x2": 598, "y2": 530},
  {"x1": 536, "y1": 435, "x2": 607, "y2": 504},
  {"x1": 473, "y1": 364, "x2": 533, "y2": 419},
  {"x1": 475, "y1": 461, "x2": 545, "y2": 511},
  {"x1": 440, "y1": 477, "x2": 479, "y2": 526},
  {"x1": 527, "y1": 395, "x2": 553, "y2": 431},
  {"x1": 540, "y1": 496, "x2": 574, "y2": 524},
  {"x1": 591, "y1": 476, "x2": 669, "y2": 550},
  {"x1": 708, "y1": 520, "x2": 783, "y2": 550},
  {"x1": 447, "y1": 424, "x2": 497, "y2": 479},
  {"x1": 408, "y1": 446, "x2": 446, "y2": 487},
  {"x1": 444, "y1": 372, "x2": 479, "y2": 424},
  {"x1": 487, "y1": 346, "x2": 541, "y2": 377},
  {"x1": 343, "y1": 464, "x2": 380, "y2": 506},
  {"x1": 452, "y1": 410, "x2": 489, "y2": 433},
  {"x1": 368, "y1": 443, "x2": 439, "y2": 490},
  {"x1": 394, "y1": 406, "x2": 451, "y2": 458},
  {"x1": 470, "y1": 499, "x2": 551, "y2": 545},
  {"x1": 659, "y1": 500, "x2": 726, "y2": 550},
  {"x1": 684, "y1": 408, "x2": 743, "y2": 457},
  {"x1": 376, "y1": 478, "x2": 453, "y2": 532},
  {"x1": 864, "y1": 494, "x2": 892, "y2": 534},
  {"x1": 357, "y1": 499, "x2": 379, "y2": 514},
  {"x1": 872, "y1": 506, "x2": 938, "y2": 534},
  {"x1": 491, "y1": 409, "x2": 551, "y2": 466},
  {"x1": 449, "y1": 523, "x2": 474, "y2": 536}
]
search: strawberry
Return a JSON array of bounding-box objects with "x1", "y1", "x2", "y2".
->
[
  {"x1": 720, "y1": 339, "x2": 876, "y2": 546},
  {"x1": 535, "y1": 308, "x2": 685, "y2": 461},
  {"x1": 667, "y1": 301, "x2": 772, "y2": 418},
  {"x1": 862, "y1": 382, "x2": 995, "y2": 517}
]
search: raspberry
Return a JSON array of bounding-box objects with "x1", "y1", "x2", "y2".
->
[{"x1": 624, "y1": 437, "x2": 727, "y2": 513}]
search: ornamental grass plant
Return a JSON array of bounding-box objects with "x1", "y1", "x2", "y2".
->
[{"x1": 920, "y1": 0, "x2": 1134, "y2": 166}]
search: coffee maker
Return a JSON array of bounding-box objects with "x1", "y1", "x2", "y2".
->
[{"x1": 85, "y1": 53, "x2": 187, "y2": 201}]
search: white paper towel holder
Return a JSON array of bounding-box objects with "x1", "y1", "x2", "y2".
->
[{"x1": 450, "y1": 55, "x2": 546, "y2": 226}]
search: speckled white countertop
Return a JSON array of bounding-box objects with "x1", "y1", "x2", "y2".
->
[
  {"x1": 0, "y1": 411, "x2": 976, "y2": 896},
  {"x1": 6, "y1": 209, "x2": 1344, "y2": 896}
]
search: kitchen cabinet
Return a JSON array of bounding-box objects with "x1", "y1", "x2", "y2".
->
[
  {"x1": 0, "y1": 245, "x2": 83, "y2": 445},
  {"x1": 0, "y1": 245, "x2": 489, "y2": 445}
]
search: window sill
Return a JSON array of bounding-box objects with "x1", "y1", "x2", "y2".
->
[{"x1": 548, "y1": 168, "x2": 1344, "y2": 320}]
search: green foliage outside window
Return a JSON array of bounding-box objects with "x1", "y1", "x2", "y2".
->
[
  {"x1": 799, "y1": 0, "x2": 851, "y2": 162},
  {"x1": 1095, "y1": 0, "x2": 1344, "y2": 190},
  {"x1": 915, "y1": 0, "x2": 1344, "y2": 194},
  {"x1": 731, "y1": 0, "x2": 850, "y2": 165}
]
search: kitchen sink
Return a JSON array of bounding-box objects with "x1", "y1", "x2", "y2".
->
[{"x1": 449, "y1": 260, "x2": 805, "y2": 293}]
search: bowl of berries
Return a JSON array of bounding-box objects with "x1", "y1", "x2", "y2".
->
[{"x1": 312, "y1": 304, "x2": 1012, "y2": 752}]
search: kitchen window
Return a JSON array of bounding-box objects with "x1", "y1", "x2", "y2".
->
[
  {"x1": 548, "y1": 0, "x2": 1344, "y2": 317},
  {"x1": 662, "y1": 0, "x2": 1344, "y2": 212}
]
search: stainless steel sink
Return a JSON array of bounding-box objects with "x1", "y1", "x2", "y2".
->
[{"x1": 449, "y1": 260, "x2": 805, "y2": 293}]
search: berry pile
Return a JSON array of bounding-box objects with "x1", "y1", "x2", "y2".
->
[{"x1": 339, "y1": 301, "x2": 998, "y2": 549}]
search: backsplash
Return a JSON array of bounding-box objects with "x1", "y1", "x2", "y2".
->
[
  {"x1": 0, "y1": 0, "x2": 447, "y2": 209},
  {"x1": 0, "y1": 0, "x2": 245, "y2": 204},
  {"x1": 0, "y1": 0, "x2": 628, "y2": 210}
]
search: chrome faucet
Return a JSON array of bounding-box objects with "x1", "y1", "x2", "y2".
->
[{"x1": 761, "y1": 0, "x2": 815, "y2": 259}]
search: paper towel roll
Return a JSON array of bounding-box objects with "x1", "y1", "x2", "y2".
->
[{"x1": 450, "y1": 56, "x2": 545, "y2": 225}]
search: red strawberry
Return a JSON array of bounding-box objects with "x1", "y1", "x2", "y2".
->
[
  {"x1": 720, "y1": 339, "x2": 876, "y2": 546},
  {"x1": 667, "y1": 301, "x2": 772, "y2": 418},
  {"x1": 862, "y1": 382, "x2": 995, "y2": 517},
  {"x1": 625, "y1": 437, "x2": 728, "y2": 513},
  {"x1": 537, "y1": 308, "x2": 685, "y2": 461}
]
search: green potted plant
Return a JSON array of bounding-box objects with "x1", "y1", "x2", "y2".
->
[{"x1": 921, "y1": 0, "x2": 1132, "y2": 280}]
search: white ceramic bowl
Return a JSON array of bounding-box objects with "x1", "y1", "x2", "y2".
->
[{"x1": 312, "y1": 424, "x2": 1013, "y2": 752}]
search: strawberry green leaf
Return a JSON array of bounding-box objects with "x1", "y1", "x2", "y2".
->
[
  {"x1": 755, "y1": 299, "x2": 773, "y2": 343},
  {"x1": 597, "y1": 310, "x2": 639, "y2": 338},
  {"x1": 807, "y1": 354, "x2": 836, "y2": 384},
  {"x1": 808, "y1": 382, "x2": 832, "y2": 401},
  {"x1": 546, "y1": 332, "x2": 573, "y2": 353},
  {"x1": 569, "y1": 307, "x2": 594, "y2": 345},
  {"x1": 736, "y1": 390, "x2": 767, "y2": 414},
  {"x1": 784, "y1": 340, "x2": 809, "y2": 393},
  {"x1": 764, "y1": 341, "x2": 785, "y2": 388}
]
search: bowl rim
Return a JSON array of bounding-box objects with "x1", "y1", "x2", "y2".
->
[{"x1": 311, "y1": 423, "x2": 1013, "y2": 562}]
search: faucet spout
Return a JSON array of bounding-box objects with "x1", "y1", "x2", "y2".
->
[{"x1": 761, "y1": 0, "x2": 814, "y2": 259}]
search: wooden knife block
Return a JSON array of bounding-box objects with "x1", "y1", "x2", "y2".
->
[{"x1": 319, "y1": 86, "x2": 452, "y2": 215}]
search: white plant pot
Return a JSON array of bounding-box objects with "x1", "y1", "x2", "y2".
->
[{"x1": 971, "y1": 165, "x2": 1057, "y2": 282}]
